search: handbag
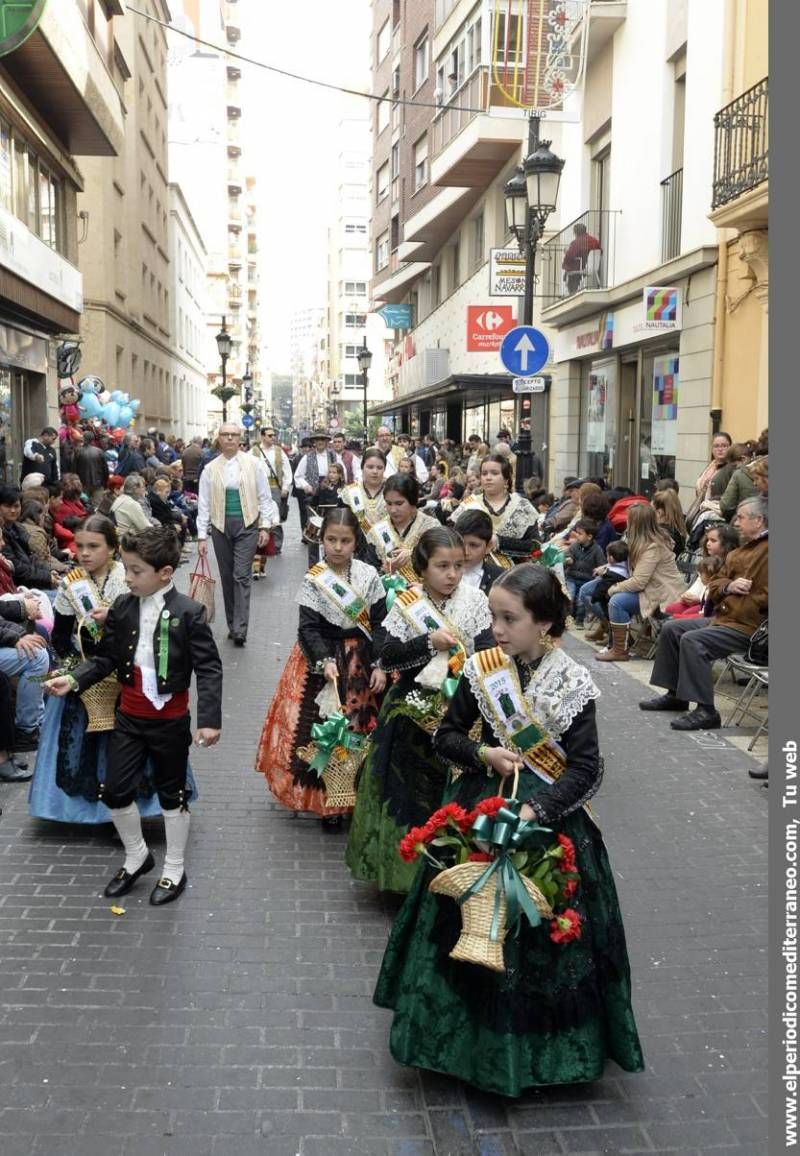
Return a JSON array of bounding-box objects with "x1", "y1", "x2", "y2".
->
[
  {"x1": 264, "y1": 531, "x2": 279, "y2": 557},
  {"x1": 745, "y1": 619, "x2": 768, "y2": 666},
  {"x1": 279, "y1": 494, "x2": 290, "y2": 522},
  {"x1": 189, "y1": 553, "x2": 216, "y2": 623}
]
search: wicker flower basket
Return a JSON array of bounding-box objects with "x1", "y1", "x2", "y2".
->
[
  {"x1": 77, "y1": 617, "x2": 119, "y2": 733},
  {"x1": 80, "y1": 675, "x2": 121, "y2": 733},
  {"x1": 429, "y1": 860, "x2": 552, "y2": 973},
  {"x1": 296, "y1": 677, "x2": 367, "y2": 809}
]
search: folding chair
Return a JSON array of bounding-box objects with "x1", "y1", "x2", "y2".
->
[{"x1": 719, "y1": 656, "x2": 769, "y2": 750}]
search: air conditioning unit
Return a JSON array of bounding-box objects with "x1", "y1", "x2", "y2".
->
[{"x1": 422, "y1": 348, "x2": 449, "y2": 387}]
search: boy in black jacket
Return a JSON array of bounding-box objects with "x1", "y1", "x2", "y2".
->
[
  {"x1": 564, "y1": 518, "x2": 606, "y2": 624},
  {"x1": 46, "y1": 526, "x2": 222, "y2": 906},
  {"x1": 457, "y1": 509, "x2": 505, "y2": 594}
]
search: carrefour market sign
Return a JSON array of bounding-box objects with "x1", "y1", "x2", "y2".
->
[{"x1": 0, "y1": 0, "x2": 47, "y2": 57}]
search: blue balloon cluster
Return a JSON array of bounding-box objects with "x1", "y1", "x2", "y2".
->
[{"x1": 76, "y1": 377, "x2": 141, "y2": 429}]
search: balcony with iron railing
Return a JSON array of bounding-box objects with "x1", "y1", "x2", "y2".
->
[
  {"x1": 660, "y1": 168, "x2": 683, "y2": 263},
  {"x1": 710, "y1": 76, "x2": 768, "y2": 229},
  {"x1": 540, "y1": 209, "x2": 619, "y2": 315}
]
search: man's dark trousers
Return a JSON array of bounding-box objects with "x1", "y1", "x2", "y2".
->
[
  {"x1": 650, "y1": 618, "x2": 751, "y2": 706},
  {"x1": 210, "y1": 515, "x2": 259, "y2": 638}
]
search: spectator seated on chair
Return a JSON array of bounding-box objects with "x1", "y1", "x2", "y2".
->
[
  {"x1": 595, "y1": 503, "x2": 686, "y2": 662},
  {"x1": 651, "y1": 489, "x2": 687, "y2": 558},
  {"x1": 639, "y1": 497, "x2": 768, "y2": 731},
  {"x1": 563, "y1": 519, "x2": 606, "y2": 626},
  {"x1": 581, "y1": 540, "x2": 630, "y2": 642},
  {"x1": 662, "y1": 523, "x2": 739, "y2": 620}
]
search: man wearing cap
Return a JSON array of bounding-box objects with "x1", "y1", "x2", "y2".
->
[
  {"x1": 197, "y1": 423, "x2": 278, "y2": 646},
  {"x1": 251, "y1": 427, "x2": 293, "y2": 553},
  {"x1": 293, "y1": 431, "x2": 343, "y2": 498}
]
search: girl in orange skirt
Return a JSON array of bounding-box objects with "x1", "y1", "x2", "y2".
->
[{"x1": 255, "y1": 507, "x2": 387, "y2": 828}]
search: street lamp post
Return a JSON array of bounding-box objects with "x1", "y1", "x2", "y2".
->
[
  {"x1": 504, "y1": 117, "x2": 564, "y2": 490},
  {"x1": 357, "y1": 336, "x2": 373, "y2": 449},
  {"x1": 503, "y1": 115, "x2": 565, "y2": 325},
  {"x1": 240, "y1": 363, "x2": 254, "y2": 445},
  {"x1": 212, "y1": 316, "x2": 235, "y2": 422}
]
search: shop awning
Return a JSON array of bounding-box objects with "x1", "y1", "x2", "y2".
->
[{"x1": 370, "y1": 373, "x2": 513, "y2": 416}]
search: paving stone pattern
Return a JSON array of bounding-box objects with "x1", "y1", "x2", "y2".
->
[{"x1": 0, "y1": 514, "x2": 768, "y2": 1154}]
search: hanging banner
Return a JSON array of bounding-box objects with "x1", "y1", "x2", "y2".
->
[{"x1": 651, "y1": 354, "x2": 679, "y2": 455}]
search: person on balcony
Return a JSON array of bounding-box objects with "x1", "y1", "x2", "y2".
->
[{"x1": 562, "y1": 223, "x2": 601, "y2": 294}]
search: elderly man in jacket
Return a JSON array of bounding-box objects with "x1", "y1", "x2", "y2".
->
[{"x1": 640, "y1": 497, "x2": 768, "y2": 731}]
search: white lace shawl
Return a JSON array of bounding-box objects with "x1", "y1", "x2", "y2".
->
[
  {"x1": 464, "y1": 647, "x2": 600, "y2": 743},
  {"x1": 54, "y1": 561, "x2": 129, "y2": 631},
  {"x1": 295, "y1": 559, "x2": 384, "y2": 629},
  {"x1": 382, "y1": 582, "x2": 491, "y2": 655},
  {"x1": 453, "y1": 492, "x2": 538, "y2": 538},
  {"x1": 366, "y1": 510, "x2": 439, "y2": 560}
]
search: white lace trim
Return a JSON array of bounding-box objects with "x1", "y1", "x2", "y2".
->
[
  {"x1": 464, "y1": 647, "x2": 599, "y2": 743},
  {"x1": 453, "y1": 492, "x2": 538, "y2": 538},
  {"x1": 383, "y1": 582, "x2": 491, "y2": 651},
  {"x1": 295, "y1": 559, "x2": 384, "y2": 629}
]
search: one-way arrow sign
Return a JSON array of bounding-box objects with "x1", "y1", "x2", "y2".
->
[{"x1": 499, "y1": 325, "x2": 550, "y2": 377}]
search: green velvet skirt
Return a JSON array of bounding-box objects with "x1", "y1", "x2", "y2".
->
[
  {"x1": 345, "y1": 682, "x2": 449, "y2": 894},
  {"x1": 373, "y1": 770, "x2": 644, "y2": 1096}
]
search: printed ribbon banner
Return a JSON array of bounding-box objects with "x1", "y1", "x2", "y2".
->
[{"x1": 308, "y1": 563, "x2": 371, "y2": 636}]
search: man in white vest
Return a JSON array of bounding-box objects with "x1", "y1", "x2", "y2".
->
[
  {"x1": 197, "y1": 423, "x2": 278, "y2": 646},
  {"x1": 251, "y1": 426, "x2": 292, "y2": 554}
]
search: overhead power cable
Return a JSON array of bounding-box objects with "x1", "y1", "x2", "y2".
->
[{"x1": 127, "y1": 5, "x2": 488, "y2": 115}]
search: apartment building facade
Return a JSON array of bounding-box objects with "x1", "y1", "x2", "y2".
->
[
  {"x1": 321, "y1": 107, "x2": 390, "y2": 432},
  {"x1": 370, "y1": 1, "x2": 765, "y2": 496},
  {"x1": 0, "y1": 0, "x2": 125, "y2": 478},
  {"x1": 78, "y1": 0, "x2": 176, "y2": 434},
  {"x1": 168, "y1": 183, "x2": 208, "y2": 436}
]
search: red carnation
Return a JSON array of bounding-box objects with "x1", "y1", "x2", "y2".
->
[
  {"x1": 562, "y1": 878, "x2": 578, "y2": 898},
  {"x1": 549, "y1": 908, "x2": 582, "y2": 944},
  {"x1": 398, "y1": 826, "x2": 427, "y2": 862},
  {"x1": 425, "y1": 803, "x2": 469, "y2": 834},
  {"x1": 557, "y1": 834, "x2": 577, "y2": 873},
  {"x1": 468, "y1": 851, "x2": 492, "y2": 863},
  {"x1": 474, "y1": 796, "x2": 506, "y2": 818}
]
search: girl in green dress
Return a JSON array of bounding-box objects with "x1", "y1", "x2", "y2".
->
[
  {"x1": 345, "y1": 525, "x2": 494, "y2": 893},
  {"x1": 374, "y1": 564, "x2": 644, "y2": 1096}
]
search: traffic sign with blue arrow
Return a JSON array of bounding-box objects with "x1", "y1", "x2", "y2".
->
[
  {"x1": 241, "y1": 413, "x2": 255, "y2": 429},
  {"x1": 499, "y1": 326, "x2": 550, "y2": 377}
]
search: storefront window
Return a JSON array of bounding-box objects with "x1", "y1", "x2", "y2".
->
[
  {"x1": 579, "y1": 358, "x2": 618, "y2": 483},
  {"x1": 430, "y1": 409, "x2": 446, "y2": 442},
  {"x1": 640, "y1": 348, "x2": 679, "y2": 493},
  {"x1": 464, "y1": 403, "x2": 485, "y2": 440}
]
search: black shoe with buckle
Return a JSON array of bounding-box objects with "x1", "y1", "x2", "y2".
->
[
  {"x1": 149, "y1": 873, "x2": 187, "y2": 906},
  {"x1": 232, "y1": 635, "x2": 246, "y2": 647},
  {"x1": 13, "y1": 728, "x2": 40, "y2": 752},
  {"x1": 103, "y1": 851, "x2": 155, "y2": 898}
]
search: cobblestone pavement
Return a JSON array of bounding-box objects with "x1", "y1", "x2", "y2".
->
[{"x1": 0, "y1": 513, "x2": 767, "y2": 1155}]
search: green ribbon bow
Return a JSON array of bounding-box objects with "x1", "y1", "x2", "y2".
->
[
  {"x1": 460, "y1": 803, "x2": 552, "y2": 941},
  {"x1": 158, "y1": 610, "x2": 170, "y2": 680},
  {"x1": 440, "y1": 647, "x2": 464, "y2": 701},
  {"x1": 308, "y1": 712, "x2": 365, "y2": 776},
  {"x1": 381, "y1": 574, "x2": 408, "y2": 610}
]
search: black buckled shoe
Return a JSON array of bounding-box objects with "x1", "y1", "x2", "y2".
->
[
  {"x1": 639, "y1": 694, "x2": 689, "y2": 712},
  {"x1": 671, "y1": 707, "x2": 722, "y2": 731},
  {"x1": 103, "y1": 852, "x2": 155, "y2": 898},
  {"x1": 149, "y1": 873, "x2": 187, "y2": 906},
  {"x1": 13, "y1": 728, "x2": 40, "y2": 752},
  {"x1": 232, "y1": 636, "x2": 246, "y2": 647}
]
